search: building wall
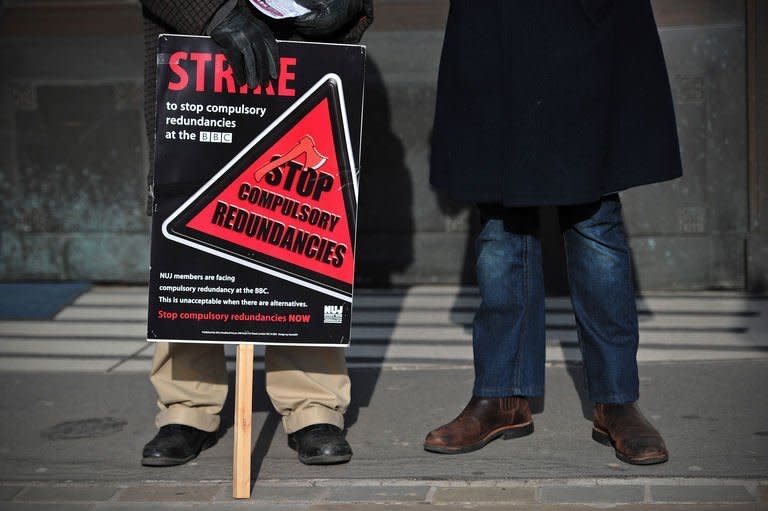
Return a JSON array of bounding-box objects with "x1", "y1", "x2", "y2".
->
[{"x1": 0, "y1": 0, "x2": 763, "y2": 291}]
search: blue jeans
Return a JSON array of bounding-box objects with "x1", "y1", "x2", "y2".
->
[{"x1": 472, "y1": 194, "x2": 639, "y2": 404}]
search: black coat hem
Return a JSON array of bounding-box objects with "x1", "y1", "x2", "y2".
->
[{"x1": 430, "y1": 172, "x2": 682, "y2": 208}]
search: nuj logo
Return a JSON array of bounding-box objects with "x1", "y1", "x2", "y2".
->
[{"x1": 323, "y1": 304, "x2": 344, "y2": 324}]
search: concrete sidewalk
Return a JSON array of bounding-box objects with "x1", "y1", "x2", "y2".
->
[{"x1": 0, "y1": 285, "x2": 766, "y2": 509}]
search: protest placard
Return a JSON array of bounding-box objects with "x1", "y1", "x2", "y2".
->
[{"x1": 148, "y1": 35, "x2": 365, "y2": 348}]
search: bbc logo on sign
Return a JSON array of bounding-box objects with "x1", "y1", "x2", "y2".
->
[{"x1": 199, "y1": 131, "x2": 233, "y2": 143}]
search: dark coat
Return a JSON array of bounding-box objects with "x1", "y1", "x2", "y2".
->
[
  {"x1": 141, "y1": 0, "x2": 225, "y2": 212},
  {"x1": 429, "y1": 0, "x2": 683, "y2": 206}
]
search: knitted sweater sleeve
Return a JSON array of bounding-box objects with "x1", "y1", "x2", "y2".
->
[{"x1": 140, "y1": 0, "x2": 227, "y2": 34}]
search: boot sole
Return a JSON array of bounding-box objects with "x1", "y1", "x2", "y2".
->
[
  {"x1": 141, "y1": 454, "x2": 196, "y2": 467},
  {"x1": 592, "y1": 427, "x2": 669, "y2": 465},
  {"x1": 299, "y1": 453, "x2": 353, "y2": 465},
  {"x1": 424, "y1": 421, "x2": 534, "y2": 455}
]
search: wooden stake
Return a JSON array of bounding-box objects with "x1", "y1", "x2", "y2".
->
[{"x1": 233, "y1": 343, "x2": 254, "y2": 499}]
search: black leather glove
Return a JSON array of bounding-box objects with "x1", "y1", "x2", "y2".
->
[
  {"x1": 292, "y1": 0, "x2": 363, "y2": 38},
  {"x1": 209, "y1": 7, "x2": 278, "y2": 88},
  {"x1": 338, "y1": 0, "x2": 372, "y2": 43}
]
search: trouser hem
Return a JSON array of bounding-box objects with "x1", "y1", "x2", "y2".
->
[
  {"x1": 282, "y1": 405, "x2": 345, "y2": 434},
  {"x1": 473, "y1": 385, "x2": 544, "y2": 398},
  {"x1": 155, "y1": 405, "x2": 220, "y2": 432}
]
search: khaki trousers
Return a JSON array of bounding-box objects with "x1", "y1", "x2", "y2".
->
[{"x1": 149, "y1": 342, "x2": 350, "y2": 434}]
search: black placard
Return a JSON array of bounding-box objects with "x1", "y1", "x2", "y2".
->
[{"x1": 147, "y1": 35, "x2": 365, "y2": 346}]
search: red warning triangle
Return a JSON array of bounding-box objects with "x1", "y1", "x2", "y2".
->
[{"x1": 162, "y1": 75, "x2": 358, "y2": 301}]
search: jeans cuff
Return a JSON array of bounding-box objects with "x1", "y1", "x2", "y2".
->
[
  {"x1": 473, "y1": 385, "x2": 544, "y2": 398},
  {"x1": 588, "y1": 392, "x2": 639, "y2": 404}
]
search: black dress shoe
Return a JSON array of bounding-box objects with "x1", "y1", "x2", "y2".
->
[
  {"x1": 141, "y1": 424, "x2": 218, "y2": 467},
  {"x1": 287, "y1": 424, "x2": 352, "y2": 465}
]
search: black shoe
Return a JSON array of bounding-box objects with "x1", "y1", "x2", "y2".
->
[
  {"x1": 141, "y1": 424, "x2": 217, "y2": 467},
  {"x1": 287, "y1": 424, "x2": 352, "y2": 465}
]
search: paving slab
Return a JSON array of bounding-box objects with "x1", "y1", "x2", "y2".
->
[
  {"x1": 539, "y1": 485, "x2": 645, "y2": 504},
  {"x1": 324, "y1": 485, "x2": 430, "y2": 503},
  {"x1": 308, "y1": 505, "x2": 766, "y2": 511},
  {"x1": 310, "y1": 505, "x2": 430, "y2": 511},
  {"x1": 116, "y1": 485, "x2": 219, "y2": 502},
  {"x1": 15, "y1": 486, "x2": 118, "y2": 502},
  {"x1": 91, "y1": 504, "x2": 307, "y2": 511},
  {"x1": 241, "y1": 485, "x2": 328, "y2": 502},
  {"x1": 432, "y1": 486, "x2": 536, "y2": 503},
  {"x1": 0, "y1": 504, "x2": 95, "y2": 511},
  {"x1": 606, "y1": 506, "x2": 766, "y2": 511},
  {"x1": 0, "y1": 486, "x2": 24, "y2": 500},
  {"x1": 650, "y1": 484, "x2": 755, "y2": 503}
]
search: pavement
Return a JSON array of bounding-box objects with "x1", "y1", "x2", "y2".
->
[{"x1": 0, "y1": 284, "x2": 766, "y2": 510}]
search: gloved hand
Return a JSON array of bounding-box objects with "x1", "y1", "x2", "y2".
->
[
  {"x1": 292, "y1": 0, "x2": 363, "y2": 38},
  {"x1": 209, "y1": 7, "x2": 278, "y2": 88},
  {"x1": 338, "y1": 0, "x2": 372, "y2": 43}
]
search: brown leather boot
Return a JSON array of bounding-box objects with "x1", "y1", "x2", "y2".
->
[
  {"x1": 424, "y1": 396, "x2": 533, "y2": 454},
  {"x1": 592, "y1": 402, "x2": 669, "y2": 465}
]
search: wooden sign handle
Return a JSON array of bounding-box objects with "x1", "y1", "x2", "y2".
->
[{"x1": 233, "y1": 343, "x2": 254, "y2": 499}]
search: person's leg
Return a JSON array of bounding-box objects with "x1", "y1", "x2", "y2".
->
[
  {"x1": 472, "y1": 205, "x2": 546, "y2": 398},
  {"x1": 150, "y1": 342, "x2": 229, "y2": 430},
  {"x1": 142, "y1": 342, "x2": 227, "y2": 466},
  {"x1": 559, "y1": 195, "x2": 638, "y2": 404},
  {"x1": 560, "y1": 194, "x2": 667, "y2": 464},
  {"x1": 265, "y1": 346, "x2": 349, "y2": 432},
  {"x1": 265, "y1": 346, "x2": 352, "y2": 464},
  {"x1": 424, "y1": 204, "x2": 543, "y2": 454}
]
